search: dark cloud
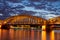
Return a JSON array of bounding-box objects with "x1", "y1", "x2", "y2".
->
[{"x1": 0, "y1": 0, "x2": 60, "y2": 20}]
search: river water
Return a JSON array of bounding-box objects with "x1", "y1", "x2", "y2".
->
[{"x1": 0, "y1": 29, "x2": 60, "y2": 40}]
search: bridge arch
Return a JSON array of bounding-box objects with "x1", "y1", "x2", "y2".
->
[
  {"x1": 1, "y1": 15, "x2": 47, "y2": 29},
  {"x1": 3, "y1": 15, "x2": 47, "y2": 25}
]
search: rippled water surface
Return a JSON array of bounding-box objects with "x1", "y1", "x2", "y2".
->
[{"x1": 0, "y1": 29, "x2": 60, "y2": 40}]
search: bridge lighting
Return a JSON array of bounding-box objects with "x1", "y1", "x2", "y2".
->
[
  {"x1": 42, "y1": 25, "x2": 46, "y2": 31},
  {"x1": 10, "y1": 25, "x2": 13, "y2": 28},
  {"x1": 4, "y1": 21, "x2": 7, "y2": 24},
  {"x1": 0, "y1": 25, "x2": 1, "y2": 28}
]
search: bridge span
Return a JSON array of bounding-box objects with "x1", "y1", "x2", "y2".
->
[
  {"x1": 0, "y1": 15, "x2": 60, "y2": 30},
  {"x1": 0, "y1": 15, "x2": 47, "y2": 30}
]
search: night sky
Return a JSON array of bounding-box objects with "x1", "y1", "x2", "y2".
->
[{"x1": 0, "y1": 0, "x2": 60, "y2": 20}]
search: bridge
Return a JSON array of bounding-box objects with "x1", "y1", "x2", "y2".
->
[
  {"x1": 0, "y1": 15, "x2": 60, "y2": 30},
  {"x1": 0, "y1": 15, "x2": 47, "y2": 30},
  {"x1": 47, "y1": 16, "x2": 60, "y2": 30}
]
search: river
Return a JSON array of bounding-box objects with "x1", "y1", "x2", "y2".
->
[{"x1": 0, "y1": 29, "x2": 60, "y2": 40}]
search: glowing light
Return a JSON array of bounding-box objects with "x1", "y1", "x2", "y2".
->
[
  {"x1": 0, "y1": 29, "x2": 1, "y2": 38},
  {"x1": 10, "y1": 25, "x2": 13, "y2": 28},
  {"x1": 42, "y1": 31, "x2": 46, "y2": 40},
  {"x1": 50, "y1": 30, "x2": 55, "y2": 40},
  {"x1": 42, "y1": 25, "x2": 46, "y2": 31},
  {"x1": 0, "y1": 25, "x2": 1, "y2": 28},
  {"x1": 4, "y1": 21, "x2": 7, "y2": 24}
]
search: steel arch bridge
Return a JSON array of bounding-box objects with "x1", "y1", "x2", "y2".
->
[
  {"x1": 1, "y1": 15, "x2": 47, "y2": 29},
  {"x1": 4, "y1": 15, "x2": 47, "y2": 25}
]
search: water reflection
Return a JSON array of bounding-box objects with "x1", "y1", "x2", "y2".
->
[
  {"x1": 50, "y1": 30, "x2": 55, "y2": 40},
  {"x1": 42, "y1": 31, "x2": 46, "y2": 40},
  {"x1": 0, "y1": 29, "x2": 60, "y2": 40},
  {"x1": 54, "y1": 30, "x2": 60, "y2": 40},
  {"x1": 0, "y1": 29, "x2": 1, "y2": 40},
  {"x1": 1, "y1": 29, "x2": 10, "y2": 40}
]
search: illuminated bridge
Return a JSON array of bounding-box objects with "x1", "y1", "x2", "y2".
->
[
  {"x1": 48, "y1": 16, "x2": 60, "y2": 30},
  {"x1": 1, "y1": 15, "x2": 47, "y2": 30},
  {"x1": 1, "y1": 15, "x2": 60, "y2": 30}
]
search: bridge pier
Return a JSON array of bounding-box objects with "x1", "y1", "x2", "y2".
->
[
  {"x1": 42, "y1": 25, "x2": 53, "y2": 31},
  {"x1": 46, "y1": 24, "x2": 54, "y2": 31},
  {"x1": 1, "y1": 24, "x2": 10, "y2": 29},
  {"x1": 42, "y1": 25, "x2": 46, "y2": 31}
]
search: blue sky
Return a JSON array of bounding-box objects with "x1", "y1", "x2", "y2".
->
[{"x1": 0, "y1": 0, "x2": 60, "y2": 20}]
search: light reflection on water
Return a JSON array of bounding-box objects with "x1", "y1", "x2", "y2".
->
[
  {"x1": 42, "y1": 31, "x2": 46, "y2": 40},
  {"x1": 50, "y1": 30, "x2": 54, "y2": 40},
  {"x1": 0, "y1": 29, "x2": 60, "y2": 40}
]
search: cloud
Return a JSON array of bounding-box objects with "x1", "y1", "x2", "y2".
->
[
  {"x1": 21, "y1": 6, "x2": 56, "y2": 13},
  {"x1": 9, "y1": 13, "x2": 19, "y2": 16},
  {"x1": 0, "y1": 13, "x2": 3, "y2": 16}
]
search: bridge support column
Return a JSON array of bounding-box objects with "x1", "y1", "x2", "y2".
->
[
  {"x1": 1, "y1": 24, "x2": 10, "y2": 29},
  {"x1": 42, "y1": 25, "x2": 46, "y2": 31},
  {"x1": 46, "y1": 24, "x2": 54, "y2": 31}
]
